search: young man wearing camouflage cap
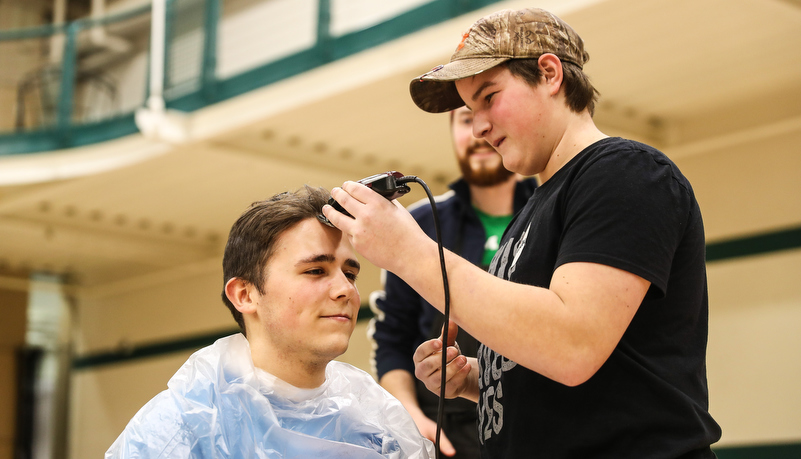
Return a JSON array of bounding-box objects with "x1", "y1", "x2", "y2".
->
[{"x1": 325, "y1": 7, "x2": 721, "y2": 458}]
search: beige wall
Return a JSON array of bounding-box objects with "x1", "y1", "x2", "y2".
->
[
  {"x1": 69, "y1": 262, "x2": 225, "y2": 458},
  {"x1": 73, "y1": 261, "x2": 229, "y2": 354},
  {"x1": 707, "y1": 250, "x2": 801, "y2": 446},
  {"x1": 672, "y1": 123, "x2": 801, "y2": 447},
  {"x1": 70, "y1": 353, "x2": 192, "y2": 458},
  {"x1": 673, "y1": 129, "x2": 801, "y2": 242}
]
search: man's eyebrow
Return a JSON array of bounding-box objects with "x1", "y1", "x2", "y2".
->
[
  {"x1": 345, "y1": 259, "x2": 361, "y2": 271},
  {"x1": 471, "y1": 81, "x2": 496, "y2": 102},
  {"x1": 297, "y1": 254, "x2": 360, "y2": 270},
  {"x1": 297, "y1": 254, "x2": 334, "y2": 266}
]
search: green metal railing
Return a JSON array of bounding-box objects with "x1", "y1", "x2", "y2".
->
[
  {"x1": 0, "y1": 0, "x2": 502, "y2": 155},
  {"x1": 0, "y1": 3, "x2": 152, "y2": 152}
]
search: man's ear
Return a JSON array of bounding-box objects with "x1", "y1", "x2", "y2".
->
[
  {"x1": 225, "y1": 277, "x2": 258, "y2": 315},
  {"x1": 537, "y1": 53, "x2": 564, "y2": 96}
]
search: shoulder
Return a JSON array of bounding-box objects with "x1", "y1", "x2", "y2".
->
[
  {"x1": 407, "y1": 189, "x2": 464, "y2": 227},
  {"x1": 408, "y1": 189, "x2": 457, "y2": 213},
  {"x1": 569, "y1": 137, "x2": 681, "y2": 184},
  {"x1": 599, "y1": 138, "x2": 691, "y2": 191},
  {"x1": 583, "y1": 137, "x2": 670, "y2": 165},
  {"x1": 169, "y1": 334, "x2": 252, "y2": 391}
]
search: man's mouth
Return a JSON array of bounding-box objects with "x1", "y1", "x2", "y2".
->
[
  {"x1": 468, "y1": 142, "x2": 497, "y2": 157},
  {"x1": 322, "y1": 313, "x2": 352, "y2": 321}
]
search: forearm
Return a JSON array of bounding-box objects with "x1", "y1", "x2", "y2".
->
[
  {"x1": 393, "y1": 238, "x2": 647, "y2": 386},
  {"x1": 393, "y1": 239, "x2": 563, "y2": 369}
]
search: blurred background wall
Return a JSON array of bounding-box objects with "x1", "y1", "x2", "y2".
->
[{"x1": 0, "y1": 0, "x2": 799, "y2": 458}]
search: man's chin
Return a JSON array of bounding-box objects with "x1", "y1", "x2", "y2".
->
[{"x1": 315, "y1": 340, "x2": 350, "y2": 361}]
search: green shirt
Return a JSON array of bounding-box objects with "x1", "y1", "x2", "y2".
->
[{"x1": 474, "y1": 207, "x2": 514, "y2": 267}]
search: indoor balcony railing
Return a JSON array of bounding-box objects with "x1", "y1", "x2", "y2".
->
[{"x1": 0, "y1": 0, "x2": 503, "y2": 156}]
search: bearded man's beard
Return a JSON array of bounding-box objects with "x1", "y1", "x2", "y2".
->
[{"x1": 458, "y1": 143, "x2": 514, "y2": 187}]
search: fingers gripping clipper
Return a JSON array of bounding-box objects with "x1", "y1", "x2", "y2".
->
[{"x1": 318, "y1": 171, "x2": 411, "y2": 227}]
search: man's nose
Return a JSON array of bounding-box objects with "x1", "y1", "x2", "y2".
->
[
  {"x1": 472, "y1": 111, "x2": 490, "y2": 139},
  {"x1": 330, "y1": 272, "x2": 357, "y2": 300}
]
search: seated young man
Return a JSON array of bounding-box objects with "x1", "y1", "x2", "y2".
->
[{"x1": 106, "y1": 186, "x2": 434, "y2": 459}]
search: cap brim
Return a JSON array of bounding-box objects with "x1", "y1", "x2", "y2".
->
[{"x1": 410, "y1": 57, "x2": 509, "y2": 113}]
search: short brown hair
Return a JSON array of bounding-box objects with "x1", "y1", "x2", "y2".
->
[
  {"x1": 221, "y1": 186, "x2": 332, "y2": 336},
  {"x1": 504, "y1": 58, "x2": 600, "y2": 117}
]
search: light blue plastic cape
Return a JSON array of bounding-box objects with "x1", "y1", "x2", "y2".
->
[{"x1": 106, "y1": 334, "x2": 435, "y2": 458}]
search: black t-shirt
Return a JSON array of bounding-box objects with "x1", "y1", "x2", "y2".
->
[{"x1": 478, "y1": 137, "x2": 721, "y2": 458}]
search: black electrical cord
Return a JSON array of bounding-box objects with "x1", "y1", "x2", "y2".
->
[{"x1": 398, "y1": 176, "x2": 450, "y2": 459}]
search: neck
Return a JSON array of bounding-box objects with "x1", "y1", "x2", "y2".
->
[
  {"x1": 469, "y1": 175, "x2": 518, "y2": 216},
  {"x1": 539, "y1": 111, "x2": 607, "y2": 184},
  {"x1": 248, "y1": 338, "x2": 327, "y2": 389}
]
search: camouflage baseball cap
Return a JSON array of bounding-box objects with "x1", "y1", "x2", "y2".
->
[{"x1": 410, "y1": 8, "x2": 589, "y2": 113}]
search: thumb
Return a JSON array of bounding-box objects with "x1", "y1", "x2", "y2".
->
[
  {"x1": 439, "y1": 319, "x2": 459, "y2": 348},
  {"x1": 437, "y1": 429, "x2": 457, "y2": 457}
]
